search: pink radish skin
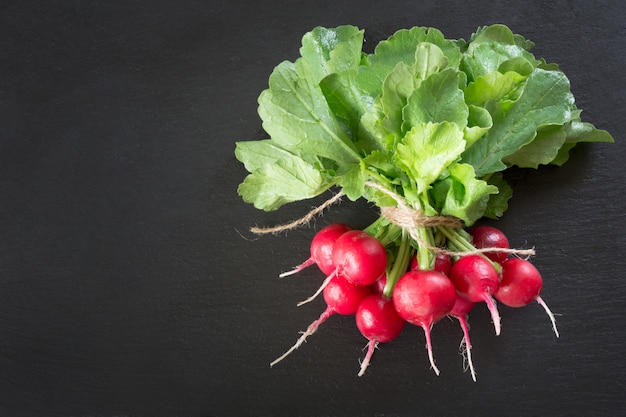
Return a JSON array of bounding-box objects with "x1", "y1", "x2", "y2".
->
[
  {"x1": 450, "y1": 254, "x2": 502, "y2": 335},
  {"x1": 355, "y1": 294, "x2": 405, "y2": 376},
  {"x1": 297, "y1": 230, "x2": 387, "y2": 306},
  {"x1": 393, "y1": 270, "x2": 457, "y2": 375},
  {"x1": 371, "y1": 274, "x2": 387, "y2": 295},
  {"x1": 496, "y1": 257, "x2": 559, "y2": 337},
  {"x1": 332, "y1": 230, "x2": 388, "y2": 286},
  {"x1": 270, "y1": 275, "x2": 371, "y2": 367},
  {"x1": 279, "y1": 223, "x2": 351, "y2": 277},
  {"x1": 469, "y1": 225, "x2": 510, "y2": 264},
  {"x1": 449, "y1": 295, "x2": 478, "y2": 382},
  {"x1": 410, "y1": 252, "x2": 452, "y2": 275}
]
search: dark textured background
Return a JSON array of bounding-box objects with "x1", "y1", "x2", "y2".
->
[{"x1": 1, "y1": 1, "x2": 625, "y2": 416}]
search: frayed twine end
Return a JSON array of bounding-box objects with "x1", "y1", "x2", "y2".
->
[{"x1": 249, "y1": 191, "x2": 345, "y2": 235}]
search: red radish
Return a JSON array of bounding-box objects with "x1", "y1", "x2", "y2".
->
[
  {"x1": 279, "y1": 223, "x2": 352, "y2": 277},
  {"x1": 270, "y1": 275, "x2": 371, "y2": 367},
  {"x1": 410, "y1": 252, "x2": 452, "y2": 275},
  {"x1": 297, "y1": 230, "x2": 387, "y2": 306},
  {"x1": 355, "y1": 294, "x2": 405, "y2": 376},
  {"x1": 496, "y1": 257, "x2": 559, "y2": 337},
  {"x1": 469, "y1": 225, "x2": 510, "y2": 264},
  {"x1": 332, "y1": 230, "x2": 388, "y2": 286},
  {"x1": 371, "y1": 274, "x2": 387, "y2": 295},
  {"x1": 449, "y1": 295, "x2": 478, "y2": 382},
  {"x1": 393, "y1": 270, "x2": 456, "y2": 375},
  {"x1": 450, "y1": 254, "x2": 502, "y2": 335}
]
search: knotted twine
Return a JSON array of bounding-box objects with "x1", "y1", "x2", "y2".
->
[{"x1": 250, "y1": 181, "x2": 535, "y2": 258}]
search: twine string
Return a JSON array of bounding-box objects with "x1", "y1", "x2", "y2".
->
[
  {"x1": 248, "y1": 182, "x2": 535, "y2": 258},
  {"x1": 365, "y1": 181, "x2": 535, "y2": 258},
  {"x1": 249, "y1": 191, "x2": 345, "y2": 235}
]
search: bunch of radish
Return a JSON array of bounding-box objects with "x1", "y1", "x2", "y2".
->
[
  {"x1": 270, "y1": 222, "x2": 558, "y2": 381},
  {"x1": 234, "y1": 24, "x2": 613, "y2": 380}
]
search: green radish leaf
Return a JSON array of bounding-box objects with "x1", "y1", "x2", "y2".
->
[
  {"x1": 549, "y1": 142, "x2": 578, "y2": 166},
  {"x1": 379, "y1": 43, "x2": 449, "y2": 141},
  {"x1": 462, "y1": 42, "x2": 538, "y2": 82},
  {"x1": 402, "y1": 68, "x2": 469, "y2": 132},
  {"x1": 503, "y1": 124, "x2": 567, "y2": 168},
  {"x1": 464, "y1": 71, "x2": 527, "y2": 107},
  {"x1": 379, "y1": 62, "x2": 421, "y2": 141},
  {"x1": 564, "y1": 120, "x2": 615, "y2": 143},
  {"x1": 483, "y1": 172, "x2": 513, "y2": 219},
  {"x1": 429, "y1": 163, "x2": 498, "y2": 226},
  {"x1": 235, "y1": 139, "x2": 313, "y2": 171},
  {"x1": 356, "y1": 27, "x2": 461, "y2": 100},
  {"x1": 461, "y1": 68, "x2": 575, "y2": 176},
  {"x1": 498, "y1": 56, "x2": 535, "y2": 76},
  {"x1": 299, "y1": 25, "x2": 364, "y2": 83},
  {"x1": 237, "y1": 155, "x2": 336, "y2": 211},
  {"x1": 469, "y1": 24, "x2": 535, "y2": 51},
  {"x1": 363, "y1": 149, "x2": 400, "y2": 179},
  {"x1": 320, "y1": 70, "x2": 379, "y2": 150},
  {"x1": 549, "y1": 119, "x2": 614, "y2": 165},
  {"x1": 413, "y1": 42, "x2": 449, "y2": 81},
  {"x1": 464, "y1": 105, "x2": 493, "y2": 146},
  {"x1": 339, "y1": 163, "x2": 365, "y2": 200},
  {"x1": 360, "y1": 100, "x2": 395, "y2": 150},
  {"x1": 395, "y1": 122, "x2": 466, "y2": 194},
  {"x1": 258, "y1": 59, "x2": 361, "y2": 169},
  {"x1": 236, "y1": 24, "x2": 614, "y2": 222}
]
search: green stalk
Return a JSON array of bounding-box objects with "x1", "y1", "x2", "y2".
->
[
  {"x1": 364, "y1": 167, "x2": 393, "y2": 190},
  {"x1": 437, "y1": 225, "x2": 475, "y2": 254},
  {"x1": 364, "y1": 216, "x2": 387, "y2": 240},
  {"x1": 364, "y1": 216, "x2": 402, "y2": 247},
  {"x1": 383, "y1": 229, "x2": 413, "y2": 299},
  {"x1": 416, "y1": 225, "x2": 435, "y2": 270},
  {"x1": 437, "y1": 225, "x2": 502, "y2": 273}
]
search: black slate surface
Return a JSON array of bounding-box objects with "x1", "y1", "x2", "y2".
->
[{"x1": 1, "y1": 1, "x2": 625, "y2": 416}]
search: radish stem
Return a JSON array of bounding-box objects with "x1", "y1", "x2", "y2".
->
[{"x1": 383, "y1": 230, "x2": 413, "y2": 299}]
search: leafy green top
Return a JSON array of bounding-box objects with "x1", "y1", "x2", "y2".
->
[{"x1": 235, "y1": 24, "x2": 613, "y2": 225}]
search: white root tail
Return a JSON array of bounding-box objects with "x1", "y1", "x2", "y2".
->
[
  {"x1": 269, "y1": 307, "x2": 334, "y2": 367},
  {"x1": 457, "y1": 315, "x2": 477, "y2": 382},
  {"x1": 279, "y1": 258, "x2": 315, "y2": 278},
  {"x1": 483, "y1": 294, "x2": 502, "y2": 336},
  {"x1": 422, "y1": 325, "x2": 440, "y2": 376},
  {"x1": 536, "y1": 295, "x2": 560, "y2": 338},
  {"x1": 296, "y1": 270, "x2": 336, "y2": 307},
  {"x1": 358, "y1": 340, "x2": 378, "y2": 377}
]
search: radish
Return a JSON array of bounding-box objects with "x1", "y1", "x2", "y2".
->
[
  {"x1": 410, "y1": 252, "x2": 452, "y2": 275},
  {"x1": 332, "y1": 230, "x2": 388, "y2": 286},
  {"x1": 469, "y1": 225, "x2": 510, "y2": 264},
  {"x1": 449, "y1": 254, "x2": 502, "y2": 335},
  {"x1": 393, "y1": 270, "x2": 457, "y2": 375},
  {"x1": 270, "y1": 275, "x2": 371, "y2": 367},
  {"x1": 279, "y1": 223, "x2": 352, "y2": 277},
  {"x1": 297, "y1": 230, "x2": 387, "y2": 306},
  {"x1": 495, "y1": 257, "x2": 559, "y2": 337},
  {"x1": 371, "y1": 274, "x2": 387, "y2": 295},
  {"x1": 355, "y1": 294, "x2": 405, "y2": 376},
  {"x1": 449, "y1": 295, "x2": 478, "y2": 382}
]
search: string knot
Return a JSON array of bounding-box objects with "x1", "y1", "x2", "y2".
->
[{"x1": 380, "y1": 206, "x2": 463, "y2": 230}]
